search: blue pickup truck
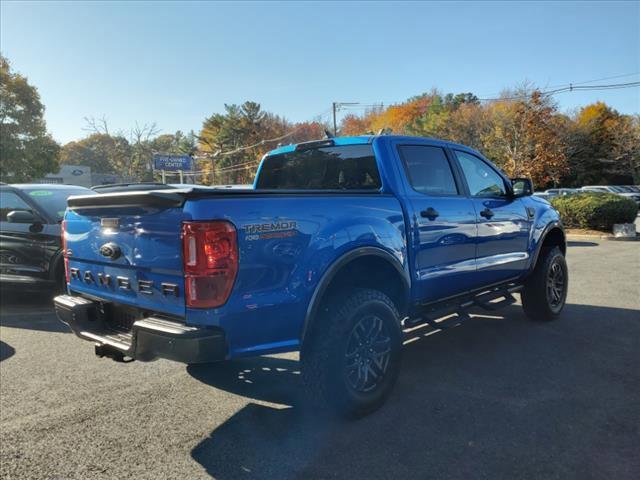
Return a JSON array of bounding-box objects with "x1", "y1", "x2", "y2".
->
[{"x1": 54, "y1": 135, "x2": 568, "y2": 416}]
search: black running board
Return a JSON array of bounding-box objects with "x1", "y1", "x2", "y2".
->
[{"x1": 405, "y1": 284, "x2": 523, "y2": 330}]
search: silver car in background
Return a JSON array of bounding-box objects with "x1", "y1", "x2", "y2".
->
[{"x1": 581, "y1": 185, "x2": 640, "y2": 205}]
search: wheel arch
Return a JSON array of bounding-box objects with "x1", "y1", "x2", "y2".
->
[
  {"x1": 301, "y1": 247, "x2": 410, "y2": 346},
  {"x1": 530, "y1": 222, "x2": 566, "y2": 270}
]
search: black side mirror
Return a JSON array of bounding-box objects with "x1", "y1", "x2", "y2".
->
[
  {"x1": 511, "y1": 178, "x2": 533, "y2": 198},
  {"x1": 6, "y1": 210, "x2": 36, "y2": 224}
]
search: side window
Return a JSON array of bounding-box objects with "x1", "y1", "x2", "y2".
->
[
  {"x1": 454, "y1": 151, "x2": 507, "y2": 198},
  {"x1": 399, "y1": 145, "x2": 458, "y2": 195},
  {"x1": 0, "y1": 191, "x2": 33, "y2": 222}
]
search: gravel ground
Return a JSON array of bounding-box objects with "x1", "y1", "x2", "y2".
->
[{"x1": 1, "y1": 240, "x2": 639, "y2": 480}]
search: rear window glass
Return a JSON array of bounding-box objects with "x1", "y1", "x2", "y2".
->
[{"x1": 256, "y1": 145, "x2": 381, "y2": 190}]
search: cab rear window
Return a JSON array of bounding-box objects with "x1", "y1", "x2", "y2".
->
[{"x1": 256, "y1": 145, "x2": 381, "y2": 190}]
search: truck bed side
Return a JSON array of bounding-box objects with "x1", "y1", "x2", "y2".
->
[{"x1": 182, "y1": 193, "x2": 407, "y2": 356}]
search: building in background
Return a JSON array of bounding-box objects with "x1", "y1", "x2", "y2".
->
[
  {"x1": 41, "y1": 165, "x2": 92, "y2": 187},
  {"x1": 38, "y1": 165, "x2": 125, "y2": 187}
]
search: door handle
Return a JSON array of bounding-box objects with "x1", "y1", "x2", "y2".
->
[
  {"x1": 420, "y1": 207, "x2": 439, "y2": 220},
  {"x1": 480, "y1": 208, "x2": 494, "y2": 219}
]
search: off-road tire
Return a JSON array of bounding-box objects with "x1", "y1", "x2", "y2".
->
[
  {"x1": 521, "y1": 246, "x2": 568, "y2": 321},
  {"x1": 301, "y1": 288, "x2": 402, "y2": 418}
]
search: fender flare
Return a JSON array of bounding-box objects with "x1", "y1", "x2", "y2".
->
[
  {"x1": 529, "y1": 221, "x2": 565, "y2": 271},
  {"x1": 300, "y1": 246, "x2": 410, "y2": 345}
]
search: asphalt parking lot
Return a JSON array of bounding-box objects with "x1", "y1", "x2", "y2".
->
[{"x1": 1, "y1": 239, "x2": 639, "y2": 480}]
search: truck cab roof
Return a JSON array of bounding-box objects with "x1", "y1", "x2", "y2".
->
[{"x1": 266, "y1": 135, "x2": 479, "y2": 157}]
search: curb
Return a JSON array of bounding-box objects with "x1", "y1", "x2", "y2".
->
[{"x1": 566, "y1": 233, "x2": 639, "y2": 242}]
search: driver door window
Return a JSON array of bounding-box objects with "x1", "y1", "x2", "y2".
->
[{"x1": 454, "y1": 151, "x2": 507, "y2": 198}]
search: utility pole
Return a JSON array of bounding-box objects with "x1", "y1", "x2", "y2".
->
[
  {"x1": 210, "y1": 150, "x2": 220, "y2": 186},
  {"x1": 332, "y1": 102, "x2": 360, "y2": 136},
  {"x1": 332, "y1": 102, "x2": 337, "y2": 136}
]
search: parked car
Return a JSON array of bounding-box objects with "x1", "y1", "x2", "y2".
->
[
  {"x1": 533, "y1": 191, "x2": 552, "y2": 200},
  {"x1": 54, "y1": 135, "x2": 568, "y2": 417},
  {"x1": 617, "y1": 185, "x2": 640, "y2": 194},
  {"x1": 581, "y1": 185, "x2": 640, "y2": 205},
  {"x1": 0, "y1": 183, "x2": 95, "y2": 291},
  {"x1": 545, "y1": 188, "x2": 579, "y2": 197}
]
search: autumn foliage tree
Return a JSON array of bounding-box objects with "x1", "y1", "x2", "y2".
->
[
  {"x1": 341, "y1": 113, "x2": 375, "y2": 136},
  {"x1": 481, "y1": 91, "x2": 567, "y2": 186},
  {"x1": 564, "y1": 102, "x2": 639, "y2": 185}
]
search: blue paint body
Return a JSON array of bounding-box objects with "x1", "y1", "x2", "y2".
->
[{"x1": 64, "y1": 136, "x2": 563, "y2": 358}]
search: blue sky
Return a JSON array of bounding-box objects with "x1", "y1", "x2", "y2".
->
[{"x1": 1, "y1": 1, "x2": 639, "y2": 143}]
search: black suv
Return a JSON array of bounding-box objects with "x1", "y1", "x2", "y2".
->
[{"x1": 0, "y1": 183, "x2": 94, "y2": 292}]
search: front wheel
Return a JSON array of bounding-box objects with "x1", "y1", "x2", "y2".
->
[
  {"x1": 301, "y1": 288, "x2": 403, "y2": 418},
  {"x1": 521, "y1": 246, "x2": 568, "y2": 321}
]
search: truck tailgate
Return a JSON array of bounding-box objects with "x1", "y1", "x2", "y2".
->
[{"x1": 64, "y1": 203, "x2": 185, "y2": 317}]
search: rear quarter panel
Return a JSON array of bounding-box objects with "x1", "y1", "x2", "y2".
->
[{"x1": 183, "y1": 194, "x2": 407, "y2": 357}]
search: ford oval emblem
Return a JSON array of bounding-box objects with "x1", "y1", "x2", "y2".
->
[
  {"x1": 99, "y1": 242, "x2": 121, "y2": 260},
  {"x1": 71, "y1": 169, "x2": 84, "y2": 176}
]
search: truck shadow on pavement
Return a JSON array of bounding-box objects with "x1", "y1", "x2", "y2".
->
[
  {"x1": 0, "y1": 292, "x2": 70, "y2": 333},
  {"x1": 188, "y1": 303, "x2": 640, "y2": 480},
  {"x1": 567, "y1": 240, "x2": 599, "y2": 247},
  {"x1": 0, "y1": 340, "x2": 15, "y2": 362}
]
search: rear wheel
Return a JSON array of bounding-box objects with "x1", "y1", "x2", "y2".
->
[
  {"x1": 521, "y1": 246, "x2": 568, "y2": 321},
  {"x1": 301, "y1": 288, "x2": 402, "y2": 418}
]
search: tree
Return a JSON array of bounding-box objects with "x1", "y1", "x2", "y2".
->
[
  {"x1": 0, "y1": 55, "x2": 59, "y2": 182},
  {"x1": 370, "y1": 95, "x2": 434, "y2": 134},
  {"x1": 82, "y1": 117, "x2": 163, "y2": 180},
  {"x1": 197, "y1": 101, "x2": 326, "y2": 185},
  {"x1": 565, "y1": 102, "x2": 638, "y2": 185},
  {"x1": 59, "y1": 133, "x2": 129, "y2": 174},
  {"x1": 149, "y1": 131, "x2": 197, "y2": 155},
  {"x1": 341, "y1": 113, "x2": 373, "y2": 135},
  {"x1": 611, "y1": 114, "x2": 640, "y2": 184},
  {"x1": 482, "y1": 91, "x2": 567, "y2": 187},
  {"x1": 442, "y1": 102, "x2": 488, "y2": 150}
]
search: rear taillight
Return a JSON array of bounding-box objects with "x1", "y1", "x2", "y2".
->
[
  {"x1": 182, "y1": 221, "x2": 238, "y2": 308},
  {"x1": 61, "y1": 220, "x2": 69, "y2": 284}
]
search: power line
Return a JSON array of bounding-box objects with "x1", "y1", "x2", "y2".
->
[
  {"x1": 473, "y1": 72, "x2": 640, "y2": 99},
  {"x1": 536, "y1": 72, "x2": 639, "y2": 91},
  {"x1": 335, "y1": 76, "x2": 640, "y2": 108},
  {"x1": 479, "y1": 81, "x2": 640, "y2": 101},
  {"x1": 339, "y1": 81, "x2": 640, "y2": 107},
  {"x1": 216, "y1": 158, "x2": 261, "y2": 172}
]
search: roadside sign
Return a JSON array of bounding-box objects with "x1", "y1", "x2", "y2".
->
[{"x1": 153, "y1": 154, "x2": 193, "y2": 171}]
